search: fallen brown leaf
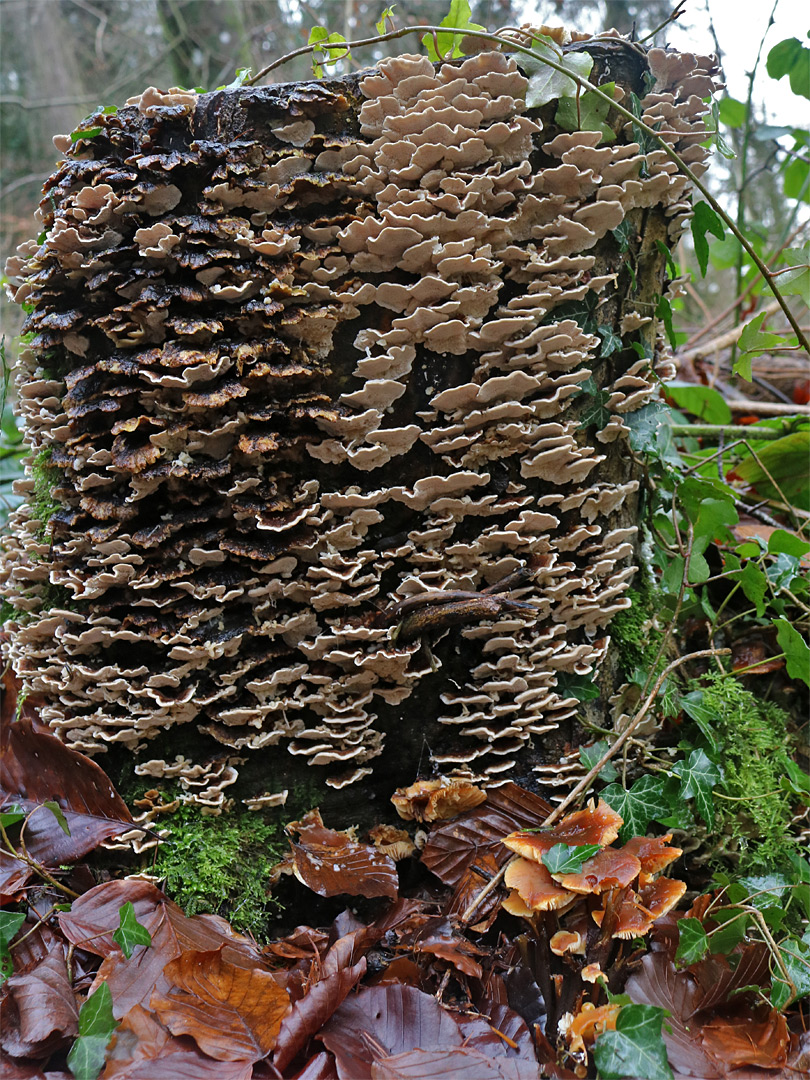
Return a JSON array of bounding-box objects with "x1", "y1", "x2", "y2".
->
[
  {"x1": 152, "y1": 948, "x2": 290, "y2": 1063},
  {"x1": 287, "y1": 810, "x2": 398, "y2": 899}
]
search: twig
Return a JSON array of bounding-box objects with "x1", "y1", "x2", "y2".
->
[
  {"x1": 8, "y1": 905, "x2": 58, "y2": 950},
  {"x1": 0, "y1": 814, "x2": 80, "y2": 900},
  {"x1": 460, "y1": 647, "x2": 730, "y2": 923},
  {"x1": 670, "y1": 423, "x2": 789, "y2": 440},
  {"x1": 678, "y1": 300, "x2": 781, "y2": 365},
  {"x1": 637, "y1": 0, "x2": 688, "y2": 45}
]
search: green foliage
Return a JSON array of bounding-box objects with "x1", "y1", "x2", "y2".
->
[
  {"x1": 68, "y1": 982, "x2": 118, "y2": 1080},
  {"x1": 594, "y1": 1003, "x2": 673, "y2": 1080},
  {"x1": 523, "y1": 37, "x2": 594, "y2": 108},
  {"x1": 422, "y1": 0, "x2": 484, "y2": 62},
  {"x1": 610, "y1": 587, "x2": 664, "y2": 679},
  {"x1": 308, "y1": 26, "x2": 349, "y2": 78},
  {"x1": 555, "y1": 82, "x2": 617, "y2": 143},
  {"x1": 580, "y1": 740, "x2": 619, "y2": 782},
  {"x1": 0, "y1": 911, "x2": 26, "y2": 983},
  {"x1": 152, "y1": 802, "x2": 284, "y2": 938},
  {"x1": 602, "y1": 776, "x2": 670, "y2": 840},
  {"x1": 675, "y1": 917, "x2": 709, "y2": 964},
  {"x1": 113, "y1": 902, "x2": 152, "y2": 959},
  {"x1": 690, "y1": 202, "x2": 725, "y2": 278},
  {"x1": 541, "y1": 843, "x2": 602, "y2": 874},
  {"x1": 30, "y1": 446, "x2": 61, "y2": 538},
  {"x1": 767, "y1": 36, "x2": 810, "y2": 99},
  {"x1": 688, "y1": 673, "x2": 802, "y2": 871}
]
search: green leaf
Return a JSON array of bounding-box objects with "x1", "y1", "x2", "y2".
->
[
  {"x1": 594, "y1": 1003, "x2": 673, "y2": 1080},
  {"x1": 70, "y1": 127, "x2": 103, "y2": 143},
  {"x1": 709, "y1": 910, "x2": 749, "y2": 954},
  {"x1": 733, "y1": 429, "x2": 810, "y2": 510},
  {"x1": 771, "y1": 935, "x2": 810, "y2": 1010},
  {"x1": 375, "y1": 4, "x2": 396, "y2": 34},
  {"x1": 68, "y1": 982, "x2": 118, "y2": 1080},
  {"x1": 601, "y1": 775, "x2": 671, "y2": 839},
  {"x1": 224, "y1": 67, "x2": 253, "y2": 89},
  {"x1": 612, "y1": 218, "x2": 636, "y2": 253},
  {"x1": 775, "y1": 248, "x2": 810, "y2": 298},
  {"x1": 555, "y1": 83, "x2": 617, "y2": 143},
  {"x1": 580, "y1": 740, "x2": 620, "y2": 781},
  {"x1": 43, "y1": 800, "x2": 71, "y2": 836},
  {"x1": 0, "y1": 911, "x2": 26, "y2": 984},
  {"x1": 665, "y1": 383, "x2": 732, "y2": 425},
  {"x1": 679, "y1": 690, "x2": 720, "y2": 753},
  {"x1": 783, "y1": 155, "x2": 810, "y2": 202},
  {"x1": 556, "y1": 673, "x2": 600, "y2": 701},
  {"x1": 735, "y1": 313, "x2": 787, "y2": 381},
  {"x1": 718, "y1": 96, "x2": 747, "y2": 128},
  {"x1": 0, "y1": 804, "x2": 25, "y2": 829},
  {"x1": 598, "y1": 324, "x2": 623, "y2": 356},
  {"x1": 422, "y1": 0, "x2": 485, "y2": 62},
  {"x1": 626, "y1": 402, "x2": 681, "y2": 466},
  {"x1": 675, "y1": 917, "x2": 709, "y2": 965},
  {"x1": 578, "y1": 377, "x2": 613, "y2": 430},
  {"x1": 655, "y1": 295, "x2": 677, "y2": 350},
  {"x1": 524, "y1": 41, "x2": 594, "y2": 108},
  {"x1": 112, "y1": 902, "x2": 152, "y2": 960},
  {"x1": 542, "y1": 842, "x2": 602, "y2": 875},
  {"x1": 691, "y1": 201, "x2": 725, "y2": 278},
  {"x1": 671, "y1": 749, "x2": 722, "y2": 828},
  {"x1": 767, "y1": 37, "x2": 810, "y2": 99},
  {"x1": 774, "y1": 617, "x2": 810, "y2": 686},
  {"x1": 738, "y1": 873, "x2": 791, "y2": 911},
  {"x1": 308, "y1": 26, "x2": 349, "y2": 78},
  {"x1": 730, "y1": 560, "x2": 768, "y2": 618},
  {"x1": 549, "y1": 290, "x2": 598, "y2": 333}
]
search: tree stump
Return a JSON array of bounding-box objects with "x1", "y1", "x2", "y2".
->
[{"x1": 1, "y1": 38, "x2": 719, "y2": 824}]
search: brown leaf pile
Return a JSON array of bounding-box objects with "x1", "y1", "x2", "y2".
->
[{"x1": 1, "y1": 679, "x2": 805, "y2": 1078}]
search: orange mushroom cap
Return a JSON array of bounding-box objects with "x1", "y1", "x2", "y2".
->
[
  {"x1": 503, "y1": 799, "x2": 623, "y2": 862},
  {"x1": 504, "y1": 856, "x2": 576, "y2": 911}
]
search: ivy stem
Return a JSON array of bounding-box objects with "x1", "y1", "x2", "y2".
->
[
  {"x1": 670, "y1": 424, "x2": 792, "y2": 440},
  {"x1": 248, "y1": 23, "x2": 809, "y2": 355},
  {"x1": 460, "y1": 646, "x2": 730, "y2": 924}
]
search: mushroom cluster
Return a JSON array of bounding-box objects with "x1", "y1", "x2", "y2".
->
[
  {"x1": 501, "y1": 799, "x2": 686, "y2": 944},
  {"x1": 2, "y1": 40, "x2": 720, "y2": 798}
]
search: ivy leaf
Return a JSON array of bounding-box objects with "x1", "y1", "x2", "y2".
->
[
  {"x1": 0, "y1": 911, "x2": 26, "y2": 984},
  {"x1": 709, "y1": 910, "x2": 749, "y2": 954},
  {"x1": 598, "y1": 325, "x2": 623, "y2": 356},
  {"x1": 542, "y1": 842, "x2": 602, "y2": 874},
  {"x1": 375, "y1": 4, "x2": 396, "y2": 34},
  {"x1": 675, "y1": 917, "x2": 709, "y2": 965},
  {"x1": 557, "y1": 673, "x2": 600, "y2": 701},
  {"x1": 578, "y1": 377, "x2": 613, "y2": 431},
  {"x1": 555, "y1": 83, "x2": 617, "y2": 143},
  {"x1": 679, "y1": 690, "x2": 720, "y2": 753},
  {"x1": 691, "y1": 201, "x2": 725, "y2": 278},
  {"x1": 671, "y1": 749, "x2": 722, "y2": 828},
  {"x1": 43, "y1": 800, "x2": 71, "y2": 836},
  {"x1": 767, "y1": 37, "x2": 810, "y2": 99},
  {"x1": 602, "y1": 775, "x2": 671, "y2": 840},
  {"x1": 112, "y1": 901, "x2": 152, "y2": 960},
  {"x1": 774, "y1": 617, "x2": 810, "y2": 687},
  {"x1": 768, "y1": 528, "x2": 810, "y2": 559},
  {"x1": 67, "y1": 982, "x2": 119, "y2": 1080},
  {"x1": 422, "y1": 0, "x2": 484, "y2": 62},
  {"x1": 612, "y1": 218, "x2": 636, "y2": 253},
  {"x1": 549, "y1": 291, "x2": 598, "y2": 333},
  {"x1": 593, "y1": 1003, "x2": 673, "y2": 1080},
  {"x1": 580, "y1": 740, "x2": 619, "y2": 781},
  {"x1": 224, "y1": 67, "x2": 253, "y2": 89},
  {"x1": 70, "y1": 127, "x2": 103, "y2": 143},
  {"x1": 524, "y1": 39, "x2": 594, "y2": 108},
  {"x1": 727, "y1": 560, "x2": 768, "y2": 618},
  {"x1": 771, "y1": 934, "x2": 810, "y2": 1011}
]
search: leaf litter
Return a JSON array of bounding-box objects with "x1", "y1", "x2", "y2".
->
[{"x1": 1, "y1": 686, "x2": 807, "y2": 1079}]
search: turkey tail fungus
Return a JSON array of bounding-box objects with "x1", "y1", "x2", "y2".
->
[{"x1": 1, "y1": 36, "x2": 720, "y2": 819}]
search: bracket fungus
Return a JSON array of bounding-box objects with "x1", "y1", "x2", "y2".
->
[{"x1": 2, "y1": 36, "x2": 720, "y2": 806}]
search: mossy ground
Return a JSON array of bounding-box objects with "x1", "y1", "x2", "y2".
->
[
  {"x1": 611, "y1": 585, "x2": 666, "y2": 680},
  {"x1": 143, "y1": 798, "x2": 286, "y2": 939},
  {"x1": 693, "y1": 672, "x2": 805, "y2": 872}
]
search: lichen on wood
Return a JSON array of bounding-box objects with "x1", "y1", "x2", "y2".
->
[{"x1": 1, "y1": 38, "x2": 720, "y2": 810}]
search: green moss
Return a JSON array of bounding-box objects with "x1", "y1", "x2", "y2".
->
[
  {"x1": 611, "y1": 586, "x2": 665, "y2": 677},
  {"x1": 29, "y1": 447, "x2": 61, "y2": 538},
  {"x1": 150, "y1": 800, "x2": 286, "y2": 939},
  {"x1": 694, "y1": 673, "x2": 803, "y2": 872}
]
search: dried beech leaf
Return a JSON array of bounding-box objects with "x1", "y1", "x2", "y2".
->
[
  {"x1": 318, "y1": 984, "x2": 465, "y2": 1079},
  {"x1": 391, "y1": 779, "x2": 487, "y2": 822},
  {"x1": 0, "y1": 703, "x2": 132, "y2": 865},
  {"x1": 288, "y1": 813, "x2": 398, "y2": 899},
  {"x1": 0, "y1": 850, "x2": 34, "y2": 904},
  {"x1": 102, "y1": 1003, "x2": 254, "y2": 1079},
  {"x1": 422, "y1": 784, "x2": 552, "y2": 887},
  {"x1": 274, "y1": 931, "x2": 368, "y2": 1072},
  {"x1": 369, "y1": 1046, "x2": 540, "y2": 1079},
  {"x1": 2, "y1": 945, "x2": 78, "y2": 1058},
  {"x1": 700, "y1": 1007, "x2": 788, "y2": 1070},
  {"x1": 402, "y1": 916, "x2": 484, "y2": 978},
  {"x1": 153, "y1": 948, "x2": 290, "y2": 1062}
]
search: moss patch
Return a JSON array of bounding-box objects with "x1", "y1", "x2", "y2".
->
[
  {"x1": 611, "y1": 586, "x2": 665, "y2": 678},
  {"x1": 150, "y1": 801, "x2": 286, "y2": 939},
  {"x1": 694, "y1": 673, "x2": 803, "y2": 872},
  {"x1": 30, "y1": 447, "x2": 61, "y2": 538}
]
